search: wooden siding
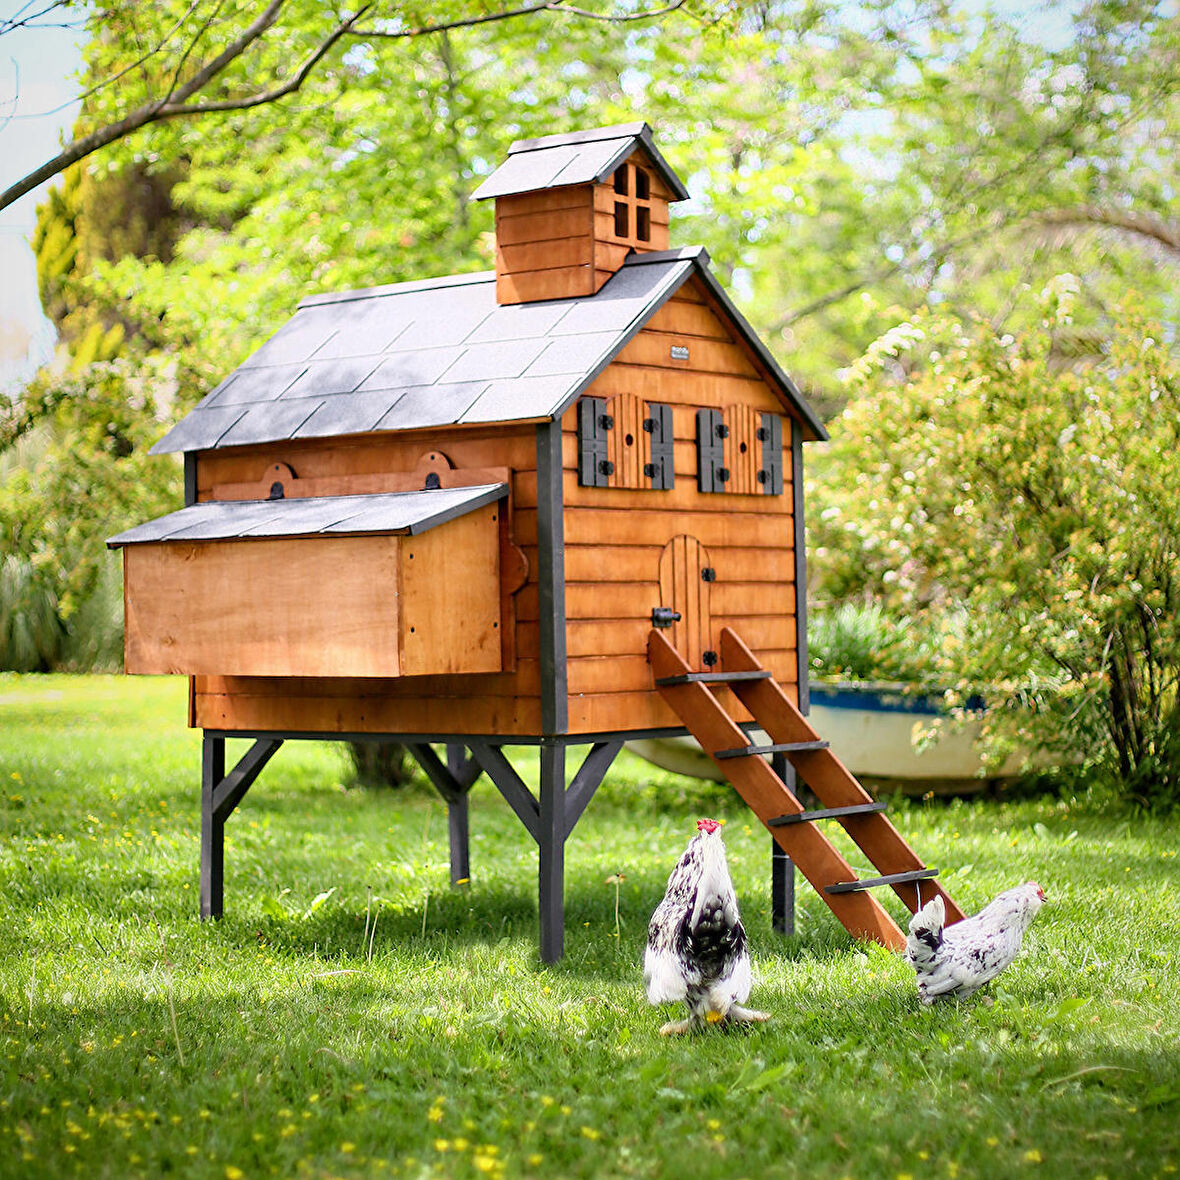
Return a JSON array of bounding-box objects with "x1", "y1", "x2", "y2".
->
[
  {"x1": 559, "y1": 293, "x2": 802, "y2": 733},
  {"x1": 493, "y1": 149, "x2": 673, "y2": 305},
  {"x1": 189, "y1": 424, "x2": 545, "y2": 736}
]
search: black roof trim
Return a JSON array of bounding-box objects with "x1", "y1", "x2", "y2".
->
[
  {"x1": 679, "y1": 258, "x2": 829, "y2": 442},
  {"x1": 543, "y1": 250, "x2": 828, "y2": 442}
]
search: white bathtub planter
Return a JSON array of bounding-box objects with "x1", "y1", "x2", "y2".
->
[{"x1": 628, "y1": 681, "x2": 1027, "y2": 794}]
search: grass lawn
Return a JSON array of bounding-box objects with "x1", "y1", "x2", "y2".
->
[{"x1": 1, "y1": 673, "x2": 1178, "y2": 1179}]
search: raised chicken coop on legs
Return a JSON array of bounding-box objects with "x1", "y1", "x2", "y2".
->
[{"x1": 109, "y1": 122, "x2": 962, "y2": 962}]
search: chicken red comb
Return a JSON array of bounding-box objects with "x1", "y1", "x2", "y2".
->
[{"x1": 697, "y1": 818, "x2": 722, "y2": 834}]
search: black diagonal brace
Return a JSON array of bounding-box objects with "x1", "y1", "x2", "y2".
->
[
  {"x1": 407, "y1": 742, "x2": 474, "y2": 806},
  {"x1": 469, "y1": 741, "x2": 541, "y2": 843},
  {"x1": 212, "y1": 738, "x2": 282, "y2": 824},
  {"x1": 564, "y1": 740, "x2": 623, "y2": 840}
]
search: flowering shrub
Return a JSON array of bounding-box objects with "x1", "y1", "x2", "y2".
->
[{"x1": 808, "y1": 283, "x2": 1180, "y2": 806}]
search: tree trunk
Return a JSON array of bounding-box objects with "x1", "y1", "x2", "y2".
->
[{"x1": 345, "y1": 741, "x2": 413, "y2": 788}]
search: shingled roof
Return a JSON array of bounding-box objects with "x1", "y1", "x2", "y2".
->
[
  {"x1": 470, "y1": 122, "x2": 690, "y2": 203},
  {"x1": 151, "y1": 248, "x2": 826, "y2": 455}
]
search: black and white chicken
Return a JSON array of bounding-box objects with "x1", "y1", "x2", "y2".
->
[
  {"x1": 643, "y1": 818, "x2": 769, "y2": 1034},
  {"x1": 906, "y1": 882, "x2": 1046, "y2": 1003}
]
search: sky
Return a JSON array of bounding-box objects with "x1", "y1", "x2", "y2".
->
[
  {"x1": 0, "y1": 11, "x2": 82, "y2": 390},
  {"x1": 0, "y1": 0, "x2": 1095, "y2": 394}
]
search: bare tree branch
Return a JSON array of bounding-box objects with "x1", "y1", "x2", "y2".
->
[
  {"x1": 1033, "y1": 205, "x2": 1180, "y2": 263},
  {"x1": 0, "y1": 0, "x2": 80, "y2": 37},
  {"x1": 348, "y1": 0, "x2": 687, "y2": 39},
  {"x1": 1, "y1": 0, "x2": 688, "y2": 214}
]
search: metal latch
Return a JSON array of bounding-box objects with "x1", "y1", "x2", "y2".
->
[{"x1": 651, "y1": 607, "x2": 682, "y2": 628}]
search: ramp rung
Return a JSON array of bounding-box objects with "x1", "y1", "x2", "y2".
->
[
  {"x1": 769, "y1": 802, "x2": 887, "y2": 827},
  {"x1": 825, "y1": 868, "x2": 939, "y2": 895},
  {"x1": 654, "y1": 670, "x2": 772, "y2": 687},
  {"x1": 715, "y1": 739, "x2": 829, "y2": 760}
]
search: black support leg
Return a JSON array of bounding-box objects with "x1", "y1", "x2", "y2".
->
[
  {"x1": 407, "y1": 743, "x2": 482, "y2": 887},
  {"x1": 199, "y1": 734, "x2": 282, "y2": 920},
  {"x1": 538, "y1": 741, "x2": 566, "y2": 963},
  {"x1": 771, "y1": 751, "x2": 796, "y2": 936}
]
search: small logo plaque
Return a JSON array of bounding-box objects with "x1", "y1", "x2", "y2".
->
[{"x1": 670, "y1": 345, "x2": 690, "y2": 361}]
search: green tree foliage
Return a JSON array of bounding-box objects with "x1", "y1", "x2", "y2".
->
[{"x1": 809, "y1": 281, "x2": 1180, "y2": 806}]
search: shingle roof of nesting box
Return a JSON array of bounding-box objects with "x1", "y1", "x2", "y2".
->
[
  {"x1": 150, "y1": 248, "x2": 826, "y2": 454},
  {"x1": 107, "y1": 484, "x2": 507, "y2": 547},
  {"x1": 470, "y1": 122, "x2": 690, "y2": 202}
]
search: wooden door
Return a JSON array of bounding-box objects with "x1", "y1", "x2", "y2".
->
[{"x1": 658, "y1": 535, "x2": 715, "y2": 671}]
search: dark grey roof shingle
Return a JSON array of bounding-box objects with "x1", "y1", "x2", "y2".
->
[
  {"x1": 107, "y1": 484, "x2": 508, "y2": 547},
  {"x1": 471, "y1": 122, "x2": 690, "y2": 202},
  {"x1": 149, "y1": 246, "x2": 827, "y2": 453}
]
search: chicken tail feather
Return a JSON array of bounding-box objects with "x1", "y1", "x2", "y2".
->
[{"x1": 906, "y1": 894, "x2": 945, "y2": 973}]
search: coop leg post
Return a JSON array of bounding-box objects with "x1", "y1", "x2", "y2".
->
[
  {"x1": 771, "y1": 751, "x2": 796, "y2": 936},
  {"x1": 538, "y1": 741, "x2": 566, "y2": 964},
  {"x1": 407, "y1": 743, "x2": 480, "y2": 887},
  {"x1": 200, "y1": 735, "x2": 226, "y2": 920}
]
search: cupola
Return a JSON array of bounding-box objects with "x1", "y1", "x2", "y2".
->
[{"x1": 472, "y1": 122, "x2": 689, "y2": 305}]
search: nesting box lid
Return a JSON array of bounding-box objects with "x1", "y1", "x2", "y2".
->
[{"x1": 106, "y1": 483, "x2": 507, "y2": 547}]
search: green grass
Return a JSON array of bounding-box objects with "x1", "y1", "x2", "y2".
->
[{"x1": 2, "y1": 674, "x2": 1179, "y2": 1180}]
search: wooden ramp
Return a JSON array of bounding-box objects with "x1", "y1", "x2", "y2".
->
[{"x1": 649, "y1": 626, "x2": 965, "y2": 949}]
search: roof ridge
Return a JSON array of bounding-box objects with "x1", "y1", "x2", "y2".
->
[
  {"x1": 507, "y1": 122, "x2": 650, "y2": 154},
  {"x1": 299, "y1": 269, "x2": 495, "y2": 310},
  {"x1": 622, "y1": 245, "x2": 711, "y2": 267}
]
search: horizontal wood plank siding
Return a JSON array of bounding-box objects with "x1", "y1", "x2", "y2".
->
[{"x1": 559, "y1": 317, "x2": 800, "y2": 732}]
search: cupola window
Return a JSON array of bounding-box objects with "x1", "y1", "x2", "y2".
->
[{"x1": 611, "y1": 163, "x2": 654, "y2": 244}]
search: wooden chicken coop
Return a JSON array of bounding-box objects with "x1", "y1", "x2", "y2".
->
[{"x1": 111, "y1": 122, "x2": 961, "y2": 961}]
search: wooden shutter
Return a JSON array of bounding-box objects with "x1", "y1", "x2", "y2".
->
[
  {"x1": 644, "y1": 402, "x2": 674, "y2": 490},
  {"x1": 577, "y1": 396, "x2": 612, "y2": 487},
  {"x1": 696, "y1": 408, "x2": 728, "y2": 493},
  {"x1": 758, "y1": 412, "x2": 784, "y2": 495}
]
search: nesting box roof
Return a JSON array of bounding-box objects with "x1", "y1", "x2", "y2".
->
[
  {"x1": 151, "y1": 247, "x2": 827, "y2": 454},
  {"x1": 471, "y1": 122, "x2": 690, "y2": 202},
  {"x1": 107, "y1": 484, "x2": 507, "y2": 548}
]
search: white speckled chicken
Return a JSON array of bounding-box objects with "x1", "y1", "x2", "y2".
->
[
  {"x1": 643, "y1": 818, "x2": 769, "y2": 1034},
  {"x1": 906, "y1": 882, "x2": 1046, "y2": 1003}
]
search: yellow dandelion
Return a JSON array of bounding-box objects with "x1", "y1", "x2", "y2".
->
[
  {"x1": 580, "y1": 1126, "x2": 601, "y2": 1141},
  {"x1": 706, "y1": 1119, "x2": 721, "y2": 1131},
  {"x1": 540, "y1": 1096, "x2": 554, "y2": 1107},
  {"x1": 454, "y1": 1137, "x2": 470, "y2": 1151},
  {"x1": 340, "y1": 1143, "x2": 355, "y2": 1154},
  {"x1": 434, "y1": 1139, "x2": 450, "y2": 1153},
  {"x1": 1024, "y1": 1150, "x2": 1043, "y2": 1164},
  {"x1": 528, "y1": 1156, "x2": 543, "y2": 1167},
  {"x1": 705, "y1": 1010, "x2": 724, "y2": 1024},
  {"x1": 560, "y1": 1105, "x2": 571, "y2": 1116},
  {"x1": 226, "y1": 1168, "x2": 245, "y2": 1180},
  {"x1": 986, "y1": 1138, "x2": 999, "y2": 1147},
  {"x1": 474, "y1": 1156, "x2": 497, "y2": 1174}
]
